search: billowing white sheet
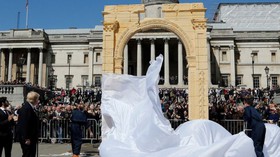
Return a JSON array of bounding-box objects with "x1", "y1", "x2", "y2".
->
[
  {"x1": 263, "y1": 124, "x2": 280, "y2": 157},
  {"x1": 100, "y1": 55, "x2": 279, "y2": 157}
]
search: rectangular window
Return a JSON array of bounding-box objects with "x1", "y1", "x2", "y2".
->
[
  {"x1": 251, "y1": 52, "x2": 258, "y2": 63},
  {"x1": 222, "y1": 51, "x2": 227, "y2": 61},
  {"x1": 95, "y1": 76, "x2": 101, "y2": 87},
  {"x1": 271, "y1": 52, "x2": 276, "y2": 62},
  {"x1": 222, "y1": 75, "x2": 229, "y2": 87},
  {"x1": 253, "y1": 76, "x2": 260, "y2": 88},
  {"x1": 236, "y1": 76, "x2": 242, "y2": 85},
  {"x1": 271, "y1": 76, "x2": 278, "y2": 87},
  {"x1": 84, "y1": 54, "x2": 88, "y2": 64},
  {"x1": 51, "y1": 54, "x2": 56, "y2": 64},
  {"x1": 67, "y1": 54, "x2": 72, "y2": 64},
  {"x1": 96, "y1": 53, "x2": 101, "y2": 63},
  {"x1": 81, "y1": 75, "x2": 88, "y2": 86}
]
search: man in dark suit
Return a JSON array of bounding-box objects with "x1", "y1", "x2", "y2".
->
[
  {"x1": 70, "y1": 104, "x2": 92, "y2": 157},
  {"x1": 0, "y1": 97, "x2": 14, "y2": 157},
  {"x1": 17, "y1": 92, "x2": 40, "y2": 157},
  {"x1": 238, "y1": 96, "x2": 266, "y2": 157}
]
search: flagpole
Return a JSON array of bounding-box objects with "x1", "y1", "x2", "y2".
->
[
  {"x1": 25, "y1": 0, "x2": 29, "y2": 29},
  {"x1": 17, "y1": 12, "x2": 20, "y2": 29}
]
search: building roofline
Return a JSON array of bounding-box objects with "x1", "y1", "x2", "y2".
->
[{"x1": 217, "y1": 2, "x2": 280, "y2": 10}]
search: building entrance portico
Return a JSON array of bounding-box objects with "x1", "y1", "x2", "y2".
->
[
  {"x1": 0, "y1": 48, "x2": 46, "y2": 86},
  {"x1": 124, "y1": 31, "x2": 188, "y2": 87},
  {"x1": 0, "y1": 29, "x2": 48, "y2": 87},
  {"x1": 102, "y1": 1, "x2": 209, "y2": 120}
]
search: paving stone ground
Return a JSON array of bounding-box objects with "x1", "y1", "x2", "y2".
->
[{"x1": 10, "y1": 142, "x2": 100, "y2": 157}]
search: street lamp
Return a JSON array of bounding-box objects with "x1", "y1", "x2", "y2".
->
[
  {"x1": 67, "y1": 55, "x2": 72, "y2": 91},
  {"x1": 264, "y1": 66, "x2": 269, "y2": 89},
  {"x1": 251, "y1": 53, "x2": 255, "y2": 88},
  {"x1": 18, "y1": 55, "x2": 26, "y2": 83}
]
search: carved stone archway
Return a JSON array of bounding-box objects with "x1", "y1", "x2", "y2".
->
[{"x1": 102, "y1": 3, "x2": 208, "y2": 120}]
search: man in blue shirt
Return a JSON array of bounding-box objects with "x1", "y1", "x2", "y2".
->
[{"x1": 238, "y1": 96, "x2": 266, "y2": 157}]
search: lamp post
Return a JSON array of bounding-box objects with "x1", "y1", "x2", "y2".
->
[
  {"x1": 67, "y1": 55, "x2": 72, "y2": 91},
  {"x1": 251, "y1": 53, "x2": 255, "y2": 88},
  {"x1": 18, "y1": 55, "x2": 26, "y2": 83},
  {"x1": 264, "y1": 66, "x2": 269, "y2": 89},
  {"x1": 49, "y1": 68, "x2": 55, "y2": 91}
]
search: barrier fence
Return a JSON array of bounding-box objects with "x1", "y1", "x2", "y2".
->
[
  {"x1": 13, "y1": 119, "x2": 280, "y2": 143},
  {"x1": 218, "y1": 119, "x2": 246, "y2": 134},
  {"x1": 40, "y1": 119, "x2": 101, "y2": 143}
]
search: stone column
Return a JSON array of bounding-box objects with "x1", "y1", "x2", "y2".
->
[
  {"x1": 92, "y1": 50, "x2": 96, "y2": 85},
  {"x1": 8, "y1": 49, "x2": 13, "y2": 81},
  {"x1": 178, "y1": 40, "x2": 183, "y2": 86},
  {"x1": 88, "y1": 48, "x2": 94, "y2": 86},
  {"x1": 230, "y1": 45, "x2": 236, "y2": 86},
  {"x1": 38, "y1": 48, "x2": 43, "y2": 86},
  {"x1": 0, "y1": 50, "x2": 4, "y2": 81},
  {"x1": 102, "y1": 21, "x2": 119, "y2": 73},
  {"x1": 42, "y1": 63, "x2": 46, "y2": 87},
  {"x1": 207, "y1": 39, "x2": 212, "y2": 86},
  {"x1": 164, "y1": 38, "x2": 170, "y2": 86},
  {"x1": 137, "y1": 39, "x2": 142, "y2": 76},
  {"x1": 123, "y1": 44, "x2": 128, "y2": 74},
  {"x1": 26, "y1": 48, "x2": 31, "y2": 83},
  {"x1": 213, "y1": 46, "x2": 220, "y2": 83},
  {"x1": 0, "y1": 51, "x2": 5, "y2": 81},
  {"x1": 30, "y1": 64, "x2": 35, "y2": 83},
  {"x1": 12, "y1": 64, "x2": 17, "y2": 81},
  {"x1": 150, "y1": 38, "x2": 155, "y2": 61}
]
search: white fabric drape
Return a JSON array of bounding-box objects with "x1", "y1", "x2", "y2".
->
[{"x1": 100, "y1": 55, "x2": 279, "y2": 157}]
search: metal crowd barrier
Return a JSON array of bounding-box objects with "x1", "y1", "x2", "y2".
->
[
  {"x1": 169, "y1": 119, "x2": 247, "y2": 134},
  {"x1": 36, "y1": 119, "x2": 101, "y2": 144},
  {"x1": 218, "y1": 119, "x2": 246, "y2": 134},
  {"x1": 219, "y1": 119, "x2": 280, "y2": 134},
  {"x1": 14, "y1": 119, "x2": 280, "y2": 143}
]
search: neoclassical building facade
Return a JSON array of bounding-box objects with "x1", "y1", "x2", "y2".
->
[
  {"x1": 0, "y1": 1, "x2": 280, "y2": 90},
  {"x1": 209, "y1": 2, "x2": 280, "y2": 89}
]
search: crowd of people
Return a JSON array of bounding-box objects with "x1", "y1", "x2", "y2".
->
[
  {"x1": 2, "y1": 84, "x2": 280, "y2": 141},
  {"x1": 1, "y1": 84, "x2": 280, "y2": 156},
  {"x1": 4, "y1": 85, "x2": 280, "y2": 126},
  {"x1": 2, "y1": 79, "x2": 279, "y2": 124},
  {"x1": 1, "y1": 91, "x2": 92, "y2": 157}
]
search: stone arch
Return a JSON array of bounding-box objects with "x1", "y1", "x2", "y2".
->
[
  {"x1": 103, "y1": 3, "x2": 209, "y2": 120},
  {"x1": 115, "y1": 19, "x2": 192, "y2": 60}
]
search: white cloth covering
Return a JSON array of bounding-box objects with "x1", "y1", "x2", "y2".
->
[
  {"x1": 263, "y1": 123, "x2": 280, "y2": 157},
  {"x1": 100, "y1": 55, "x2": 279, "y2": 157}
]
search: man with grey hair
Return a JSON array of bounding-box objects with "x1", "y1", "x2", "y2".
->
[
  {"x1": 17, "y1": 91, "x2": 40, "y2": 157},
  {"x1": 237, "y1": 96, "x2": 266, "y2": 157}
]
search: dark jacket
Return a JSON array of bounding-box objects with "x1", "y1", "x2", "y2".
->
[
  {"x1": 244, "y1": 106, "x2": 266, "y2": 157},
  {"x1": 0, "y1": 110, "x2": 14, "y2": 137},
  {"x1": 17, "y1": 102, "x2": 39, "y2": 142}
]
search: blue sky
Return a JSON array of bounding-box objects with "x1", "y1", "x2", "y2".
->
[{"x1": 0, "y1": 0, "x2": 279, "y2": 30}]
